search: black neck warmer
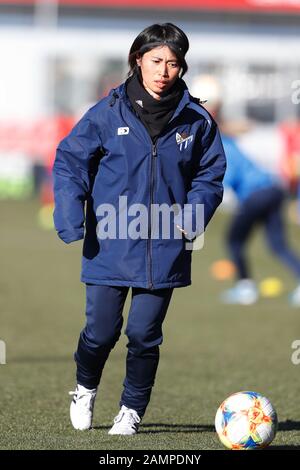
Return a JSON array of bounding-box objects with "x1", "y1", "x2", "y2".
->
[{"x1": 126, "y1": 72, "x2": 185, "y2": 142}]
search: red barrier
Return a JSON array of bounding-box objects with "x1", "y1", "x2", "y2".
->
[
  {"x1": 0, "y1": 115, "x2": 75, "y2": 169},
  {"x1": 279, "y1": 122, "x2": 300, "y2": 193},
  {"x1": 1, "y1": 0, "x2": 300, "y2": 13}
]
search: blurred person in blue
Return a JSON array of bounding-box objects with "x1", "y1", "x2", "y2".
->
[
  {"x1": 221, "y1": 135, "x2": 300, "y2": 306},
  {"x1": 191, "y1": 75, "x2": 300, "y2": 307},
  {"x1": 52, "y1": 24, "x2": 226, "y2": 435}
]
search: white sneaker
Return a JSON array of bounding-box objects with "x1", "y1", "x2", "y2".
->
[
  {"x1": 108, "y1": 405, "x2": 141, "y2": 435},
  {"x1": 289, "y1": 284, "x2": 300, "y2": 307},
  {"x1": 69, "y1": 384, "x2": 97, "y2": 430},
  {"x1": 221, "y1": 279, "x2": 258, "y2": 305}
]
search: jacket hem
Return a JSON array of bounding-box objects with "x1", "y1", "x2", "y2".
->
[{"x1": 80, "y1": 276, "x2": 191, "y2": 289}]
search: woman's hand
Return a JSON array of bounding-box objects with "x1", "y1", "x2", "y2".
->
[{"x1": 176, "y1": 224, "x2": 188, "y2": 237}]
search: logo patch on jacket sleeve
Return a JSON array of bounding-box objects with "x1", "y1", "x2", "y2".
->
[
  {"x1": 118, "y1": 127, "x2": 129, "y2": 135},
  {"x1": 176, "y1": 131, "x2": 193, "y2": 151}
]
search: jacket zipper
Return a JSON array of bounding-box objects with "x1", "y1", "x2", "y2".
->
[
  {"x1": 147, "y1": 142, "x2": 157, "y2": 289},
  {"x1": 121, "y1": 95, "x2": 183, "y2": 290},
  {"x1": 121, "y1": 99, "x2": 157, "y2": 290},
  {"x1": 114, "y1": 91, "x2": 189, "y2": 290}
]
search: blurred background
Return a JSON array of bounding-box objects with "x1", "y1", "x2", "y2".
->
[
  {"x1": 1, "y1": 0, "x2": 300, "y2": 450},
  {"x1": 0, "y1": 0, "x2": 300, "y2": 210}
]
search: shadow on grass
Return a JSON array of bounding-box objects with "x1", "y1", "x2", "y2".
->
[
  {"x1": 140, "y1": 423, "x2": 215, "y2": 434},
  {"x1": 93, "y1": 423, "x2": 215, "y2": 434},
  {"x1": 277, "y1": 420, "x2": 300, "y2": 431},
  {"x1": 93, "y1": 420, "x2": 300, "y2": 438}
]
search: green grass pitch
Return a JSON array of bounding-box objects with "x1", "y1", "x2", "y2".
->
[{"x1": 1, "y1": 200, "x2": 300, "y2": 450}]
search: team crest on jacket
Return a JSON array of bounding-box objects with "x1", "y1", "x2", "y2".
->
[{"x1": 176, "y1": 131, "x2": 193, "y2": 151}]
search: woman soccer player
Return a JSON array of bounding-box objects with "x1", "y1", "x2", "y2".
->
[{"x1": 53, "y1": 23, "x2": 226, "y2": 435}]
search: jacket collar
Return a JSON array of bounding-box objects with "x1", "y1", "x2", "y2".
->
[{"x1": 110, "y1": 79, "x2": 191, "y2": 121}]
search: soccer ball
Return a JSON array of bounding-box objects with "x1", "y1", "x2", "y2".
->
[{"x1": 215, "y1": 391, "x2": 278, "y2": 450}]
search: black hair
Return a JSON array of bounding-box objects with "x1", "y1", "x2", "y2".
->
[{"x1": 128, "y1": 23, "x2": 189, "y2": 78}]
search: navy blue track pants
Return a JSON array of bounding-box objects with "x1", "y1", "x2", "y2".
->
[
  {"x1": 74, "y1": 284, "x2": 173, "y2": 417},
  {"x1": 227, "y1": 186, "x2": 300, "y2": 280}
]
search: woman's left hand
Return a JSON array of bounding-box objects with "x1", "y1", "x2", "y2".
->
[{"x1": 176, "y1": 224, "x2": 188, "y2": 237}]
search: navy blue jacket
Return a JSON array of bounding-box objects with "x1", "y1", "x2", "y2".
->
[{"x1": 53, "y1": 82, "x2": 226, "y2": 289}]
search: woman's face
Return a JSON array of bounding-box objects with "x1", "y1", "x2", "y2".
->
[{"x1": 136, "y1": 45, "x2": 181, "y2": 100}]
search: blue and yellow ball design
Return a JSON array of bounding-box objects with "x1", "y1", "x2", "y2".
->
[{"x1": 215, "y1": 391, "x2": 277, "y2": 450}]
